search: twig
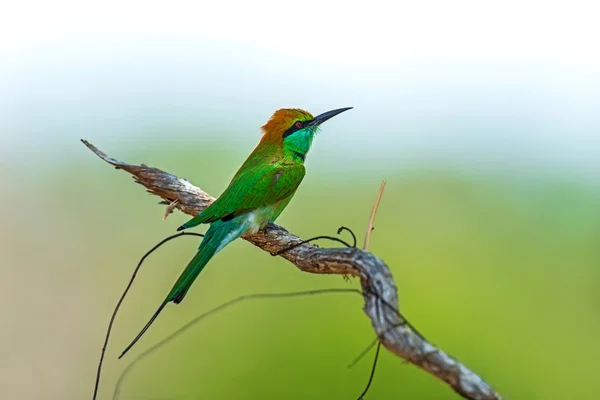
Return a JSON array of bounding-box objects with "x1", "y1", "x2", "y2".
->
[
  {"x1": 82, "y1": 139, "x2": 502, "y2": 400},
  {"x1": 92, "y1": 232, "x2": 204, "y2": 400},
  {"x1": 162, "y1": 199, "x2": 179, "y2": 221},
  {"x1": 357, "y1": 342, "x2": 381, "y2": 400},
  {"x1": 356, "y1": 181, "x2": 387, "y2": 398},
  {"x1": 112, "y1": 288, "x2": 364, "y2": 400},
  {"x1": 364, "y1": 180, "x2": 386, "y2": 252}
]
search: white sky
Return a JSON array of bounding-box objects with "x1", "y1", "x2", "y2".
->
[
  {"x1": 2, "y1": 0, "x2": 599, "y2": 66},
  {"x1": 1, "y1": 0, "x2": 599, "y2": 179}
]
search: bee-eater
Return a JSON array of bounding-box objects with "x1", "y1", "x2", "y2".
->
[{"x1": 119, "y1": 107, "x2": 352, "y2": 357}]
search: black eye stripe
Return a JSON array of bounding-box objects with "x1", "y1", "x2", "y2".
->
[{"x1": 283, "y1": 121, "x2": 303, "y2": 138}]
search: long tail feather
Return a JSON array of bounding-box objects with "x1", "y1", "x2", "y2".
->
[
  {"x1": 168, "y1": 245, "x2": 218, "y2": 304},
  {"x1": 119, "y1": 219, "x2": 246, "y2": 358},
  {"x1": 118, "y1": 302, "x2": 167, "y2": 359}
]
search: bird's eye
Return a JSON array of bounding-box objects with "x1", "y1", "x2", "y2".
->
[{"x1": 295, "y1": 121, "x2": 303, "y2": 128}]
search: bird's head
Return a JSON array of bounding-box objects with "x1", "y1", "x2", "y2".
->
[{"x1": 260, "y1": 107, "x2": 352, "y2": 162}]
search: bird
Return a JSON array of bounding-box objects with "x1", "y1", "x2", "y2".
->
[{"x1": 119, "y1": 107, "x2": 353, "y2": 358}]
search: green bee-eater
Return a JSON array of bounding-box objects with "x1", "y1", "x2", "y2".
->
[{"x1": 119, "y1": 107, "x2": 352, "y2": 357}]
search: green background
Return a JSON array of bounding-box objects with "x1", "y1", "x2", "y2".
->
[
  {"x1": 2, "y1": 1, "x2": 600, "y2": 398},
  {"x1": 2, "y1": 140, "x2": 599, "y2": 399}
]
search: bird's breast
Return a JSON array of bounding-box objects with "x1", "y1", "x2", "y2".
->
[{"x1": 242, "y1": 203, "x2": 282, "y2": 235}]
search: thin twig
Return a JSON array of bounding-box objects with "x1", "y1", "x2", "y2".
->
[
  {"x1": 112, "y1": 288, "x2": 364, "y2": 400},
  {"x1": 348, "y1": 337, "x2": 380, "y2": 369},
  {"x1": 363, "y1": 180, "x2": 386, "y2": 251},
  {"x1": 357, "y1": 342, "x2": 381, "y2": 400},
  {"x1": 92, "y1": 232, "x2": 203, "y2": 400},
  {"x1": 355, "y1": 181, "x2": 386, "y2": 399},
  {"x1": 162, "y1": 199, "x2": 179, "y2": 221}
]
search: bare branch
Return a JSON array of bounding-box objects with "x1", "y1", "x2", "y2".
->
[{"x1": 82, "y1": 139, "x2": 502, "y2": 400}]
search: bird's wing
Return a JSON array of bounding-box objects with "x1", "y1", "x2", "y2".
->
[{"x1": 181, "y1": 163, "x2": 305, "y2": 228}]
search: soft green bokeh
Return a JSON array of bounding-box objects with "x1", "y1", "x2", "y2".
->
[
  {"x1": 3, "y1": 2, "x2": 600, "y2": 398},
  {"x1": 2, "y1": 140, "x2": 599, "y2": 399}
]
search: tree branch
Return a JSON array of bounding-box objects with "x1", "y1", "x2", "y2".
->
[{"x1": 82, "y1": 139, "x2": 502, "y2": 400}]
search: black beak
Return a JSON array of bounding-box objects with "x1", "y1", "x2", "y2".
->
[{"x1": 307, "y1": 107, "x2": 353, "y2": 128}]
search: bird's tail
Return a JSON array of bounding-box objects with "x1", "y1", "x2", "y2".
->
[{"x1": 119, "y1": 219, "x2": 245, "y2": 358}]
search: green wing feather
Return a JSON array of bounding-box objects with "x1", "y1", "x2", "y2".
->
[{"x1": 181, "y1": 163, "x2": 305, "y2": 229}]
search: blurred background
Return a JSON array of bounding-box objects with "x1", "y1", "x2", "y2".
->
[{"x1": 1, "y1": 1, "x2": 599, "y2": 399}]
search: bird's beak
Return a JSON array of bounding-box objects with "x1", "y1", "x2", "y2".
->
[{"x1": 307, "y1": 107, "x2": 353, "y2": 128}]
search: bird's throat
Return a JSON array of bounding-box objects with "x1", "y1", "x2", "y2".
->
[{"x1": 291, "y1": 151, "x2": 305, "y2": 162}]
